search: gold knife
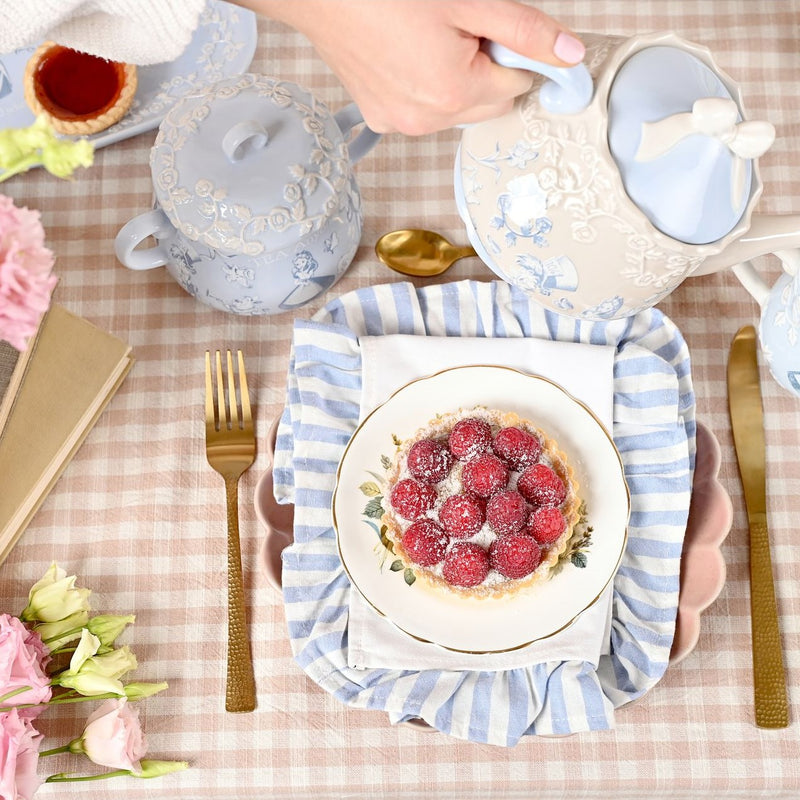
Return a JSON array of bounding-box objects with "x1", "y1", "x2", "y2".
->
[{"x1": 727, "y1": 325, "x2": 789, "y2": 728}]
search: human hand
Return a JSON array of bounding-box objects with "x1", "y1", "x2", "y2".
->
[{"x1": 251, "y1": 0, "x2": 584, "y2": 135}]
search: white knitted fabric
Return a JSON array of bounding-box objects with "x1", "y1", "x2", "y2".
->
[{"x1": 0, "y1": 0, "x2": 208, "y2": 65}]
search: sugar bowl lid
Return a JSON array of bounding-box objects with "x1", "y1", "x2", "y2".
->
[
  {"x1": 150, "y1": 74, "x2": 355, "y2": 256},
  {"x1": 607, "y1": 45, "x2": 775, "y2": 245}
]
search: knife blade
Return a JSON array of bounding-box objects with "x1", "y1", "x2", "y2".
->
[{"x1": 727, "y1": 325, "x2": 789, "y2": 729}]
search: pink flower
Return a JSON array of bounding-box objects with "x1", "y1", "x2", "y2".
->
[
  {"x1": 0, "y1": 615, "x2": 51, "y2": 718},
  {"x1": 0, "y1": 708, "x2": 43, "y2": 800},
  {"x1": 78, "y1": 698, "x2": 146, "y2": 772},
  {"x1": 0, "y1": 195, "x2": 56, "y2": 352}
]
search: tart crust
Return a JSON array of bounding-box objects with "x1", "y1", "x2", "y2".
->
[
  {"x1": 382, "y1": 406, "x2": 581, "y2": 598},
  {"x1": 23, "y1": 42, "x2": 138, "y2": 136}
]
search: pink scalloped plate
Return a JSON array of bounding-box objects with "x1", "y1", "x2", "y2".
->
[
  {"x1": 254, "y1": 416, "x2": 294, "y2": 591},
  {"x1": 255, "y1": 418, "x2": 731, "y2": 666},
  {"x1": 668, "y1": 421, "x2": 733, "y2": 664}
]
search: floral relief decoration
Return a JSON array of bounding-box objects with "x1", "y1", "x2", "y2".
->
[{"x1": 154, "y1": 75, "x2": 358, "y2": 257}]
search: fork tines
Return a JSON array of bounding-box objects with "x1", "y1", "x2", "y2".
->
[{"x1": 205, "y1": 349, "x2": 252, "y2": 435}]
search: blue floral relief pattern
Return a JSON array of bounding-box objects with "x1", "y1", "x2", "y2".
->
[
  {"x1": 514, "y1": 254, "x2": 579, "y2": 297},
  {"x1": 462, "y1": 103, "x2": 705, "y2": 318},
  {"x1": 582, "y1": 295, "x2": 625, "y2": 319}
]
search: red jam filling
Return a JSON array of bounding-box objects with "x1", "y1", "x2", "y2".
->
[{"x1": 34, "y1": 46, "x2": 124, "y2": 120}]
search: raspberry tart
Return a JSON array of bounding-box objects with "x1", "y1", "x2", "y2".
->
[
  {"x1": 382, "y1": 406, "x2": 581, "y2": 597},
  {"x1": 24, "y1": 43, "x2": 138, "y2": 136}
]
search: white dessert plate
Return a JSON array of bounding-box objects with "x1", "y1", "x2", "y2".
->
[
  {"x1": 331, "y1": 365, "x2": 630, "y2": 653},
  {"x1": 0, "y1": 0, "x2": 256, "y2": 151},
  {"x1": 257, "y1": 418, "x2": 731, "y2": 665}
]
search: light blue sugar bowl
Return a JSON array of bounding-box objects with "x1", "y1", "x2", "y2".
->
[{"x1": 115, "y1": 74, "x2": 379, "y2": 315}]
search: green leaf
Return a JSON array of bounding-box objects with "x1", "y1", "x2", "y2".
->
[
  {"x1": 390, "y1": 560, "x2": 404, "y2": 572},
  {"x1": 404, "y1": 568, "x2": 416, "y2": 586},
  {"x1": 380, "y1": 454, "x2": 392, "y2": 470},
  {"x1": 571, "y1": 551, "x2": 588, "y2": 569},
  {"x1": 363, "y1": 497, "x2": 384, "y2": 518},
  {"x1": 359, "y1": 481, "x2": 382, "y2": 497}
]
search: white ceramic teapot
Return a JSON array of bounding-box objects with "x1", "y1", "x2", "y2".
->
[
  {"x1": 115, "y1": 74, "x2": 379, "y2": 315},
  {"x1": 455, "y1": 32, "x2": 800, "y2": 320}
]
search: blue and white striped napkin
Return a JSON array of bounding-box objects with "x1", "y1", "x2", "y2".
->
[{"x1": 273, "y1": 280, "x2": 695, "y2": 745}]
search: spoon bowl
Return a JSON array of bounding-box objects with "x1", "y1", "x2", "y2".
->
[{"x1": 375, "y1": 229, "x2": 477, "y2": 277}]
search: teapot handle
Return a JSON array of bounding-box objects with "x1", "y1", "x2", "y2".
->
[
  {"x1": 114, "y1": 208, "x2": 173, "y2": 271},
  {"x1": 732, "y1": 251, "x2": 799, "y2": 307},
  {"x1": 482, "y1": 40, "x2": 593, "y2": 114},
  {"x1": 334, "y1": 103, "x2": 381, "y2": 164},
  {"x1": 732, "y1": 261, "x2": 770, "y2": 307},
  {"x1": 775, "y1": 248, "x2": 800, "y2": 276}
]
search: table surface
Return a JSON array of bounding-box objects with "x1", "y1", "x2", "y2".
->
[{"x1": 2, "y1": 2, "x2": 799, "y2": 798}]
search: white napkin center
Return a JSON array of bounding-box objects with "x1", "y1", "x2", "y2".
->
[{"x1": 348, "y1": 335, "x2": 616, "y2": 671}]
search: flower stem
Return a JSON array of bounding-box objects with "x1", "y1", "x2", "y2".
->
[
  {"x1": 0, "y1": 691, "x2": 118, "y2": 713},
  {"x1": 39, "y1": 745, "x2": 72, "y2": 757},
  {"x1": 48, "y1": 645, "x2": 78, "y2": 655},
  {"x1": 44, "y1": 625, "x2": 90, "y2": 647},
  {"x1": 0, "y1": 686, "x2": 31, "y2": 703},
  {"x1": 46, "y1": 770, "x2": 131, "y2": 784},
  {"x1": 46, "y1": 692, "x2": 120, "y2": 705}
]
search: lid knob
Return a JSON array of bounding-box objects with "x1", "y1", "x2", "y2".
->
[{"x1": 222, "y1": 120, "x2": 270, "y2": 163}]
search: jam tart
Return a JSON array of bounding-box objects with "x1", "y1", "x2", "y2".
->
[{"x1": 24, "y1": 42, "x2": 137, "y2": 136}]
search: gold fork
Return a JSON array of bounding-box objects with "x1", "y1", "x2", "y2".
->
[{"x1": 205, "y1": 349, "x2": 256, "y2": 712}]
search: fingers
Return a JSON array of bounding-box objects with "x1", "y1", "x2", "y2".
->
[
  {"x1": 357, "y1": 95, "x2": 518, "y2": 136},
  {"x1": 460, "y1": 54, "x2": 534, "y2": 110},
  {"x1": 456, "y1": 0, "x2": 585, "y2": 67}
]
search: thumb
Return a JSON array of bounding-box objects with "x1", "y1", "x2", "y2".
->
[{"x1": 457, "y1": 0, "x2": 585, "y2": 67}]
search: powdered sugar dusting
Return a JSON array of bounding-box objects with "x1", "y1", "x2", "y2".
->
[{"x1": 381, "y1": 406, "x2": 581, "y2": 598}]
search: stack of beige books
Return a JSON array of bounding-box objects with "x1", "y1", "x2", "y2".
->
[{"x1": 0, "y1": 305, "x2": 133, "y2": 566}]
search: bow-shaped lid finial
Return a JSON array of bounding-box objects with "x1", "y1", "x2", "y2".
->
[{"x1": 608, "y1": 44, "x2": 774, "y2": 245}]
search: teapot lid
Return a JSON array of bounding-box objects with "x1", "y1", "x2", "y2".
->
[
  {"x1": 607, "y1": 46, "x2": 775, "y2": 245},
  {"x1": 150, "y1": 74, "x2": 354, "y2": 255}
]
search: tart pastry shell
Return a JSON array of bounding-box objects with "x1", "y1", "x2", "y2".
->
[{"x1": 24, "y1": 42, "x2": 138, "y2": 135}]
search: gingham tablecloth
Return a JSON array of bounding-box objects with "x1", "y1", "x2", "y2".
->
[{"x1": 1, "y1": 1, "x2": 799, "y2": 797}]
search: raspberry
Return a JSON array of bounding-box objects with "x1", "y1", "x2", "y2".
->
[
  {"x1": 407, "y1": 438, "x2": 454, "y2": 484},
  {"x1": 389, "y1": 478, "x2": 436, "y2": 521},
  {"x1": 442, "y1": 541, "x2": 490, "y2": 587},
  {"x1": 461, "y1": 453, "x2": 509, "y2": 497},
  {"x1": 486, "y1": 490, "x2": 527, "y2": 535},
  {"x1": 527, "y1": 506, "x2": 566, "y2": 545},
  {"x1": 439, "y1": 493, "x2": 486, "y2": 538},
  {"x1": 517, "y1": 463, "x2": 567, "y2": 507},
  {"x1": 448, "y1": 417, "x2": 492, "y2": 461},
  {"x1": 401, "y1": 520, "x2": 449, "y2": 566},
  {"x1": 489, "y1": 533, "x2": 542, "y2": 579},
  {"x1": 492, "y1": 426, "x2": 542, "y2": 470}
]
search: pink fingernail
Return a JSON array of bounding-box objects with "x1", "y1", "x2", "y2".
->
[{"x1": 554, "y1": 31, "x2": 585, "y2": 64}]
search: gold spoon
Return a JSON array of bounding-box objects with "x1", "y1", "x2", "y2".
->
[{"x1": 375, "y1": 229, "x2": 477, "y2": 277}]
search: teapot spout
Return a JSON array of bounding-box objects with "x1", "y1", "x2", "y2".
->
[{"x1": 693, "y1": 214, "x2": 800, "y2": 275}]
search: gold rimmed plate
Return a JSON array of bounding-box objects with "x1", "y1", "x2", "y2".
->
[{"x1": 331, "y1": 365, "x2": 630, "y2": 654}]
